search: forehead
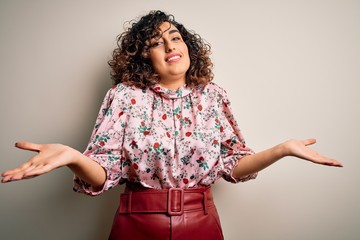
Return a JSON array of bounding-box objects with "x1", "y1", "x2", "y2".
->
[{"x1": 152, "y1": 22, "x2": 179, "y2": 38}]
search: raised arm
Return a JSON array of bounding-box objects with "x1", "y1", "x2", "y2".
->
[
  {"x1": 232, "y1": 138, "x2": 343, "y2": 180},
  {"x1": 1, "y1": 142, "x2": 106, "y2": 187}
]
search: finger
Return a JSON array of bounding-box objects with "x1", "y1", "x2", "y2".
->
[
  {"x1": 323, "y1": 159, "x2": 343, "y2": 167},
  {"x1": 5, "y1": 163, "x2": 43, "y2": 181},
  {"x1": 303, "y1": 138, "x2": 316, "y2": 146},
  {"x1": 15, "y1": 142, "x2": 42, "y2": 152},
  {"x1": 1, "y1": 153, "x2": 40, "y2": 176},
  {"x1": 1, "y1": 161, "x2": 33, "y2": 176}
]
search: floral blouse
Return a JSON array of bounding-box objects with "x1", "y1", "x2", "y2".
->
[{"x1": 73, "y1": 82, "x2": 257, "y2": 196}]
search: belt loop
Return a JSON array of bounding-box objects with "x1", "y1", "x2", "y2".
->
[
  {"x1": 167, "y1": 188, "x2": 184, "y2": 216},
  {"x1": 128, "y1": 191, "x2": 132, "y2": 214},
  {"x1": 202, "y1": 190, "x2": 208, "y2": 215}
]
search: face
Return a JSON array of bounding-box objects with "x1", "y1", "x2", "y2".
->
[{"x1": 148, "y1": 22, "x2": 190, "y2": 88}]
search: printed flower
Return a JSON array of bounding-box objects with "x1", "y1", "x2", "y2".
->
[
  {"x1": 130, "y1": 140, "x2": 138, "y2": 149},
  {"x1": 153, "y1": 142, "x2": 160, "y2": 149},
  {"x1": 197, "y1": 104, "x2": 203, "y2": 111},
  {"x1": 138, "y1": 122, "x2": 150, "y2": 135},
  {"x1": 131, "y1": 98, "x2": 136, "y2": 105},
  {"x1": 196, "y1": 156, "x2": 209, "y2": 170},
  {"x1": 220, "y1": 126, "x2": 224, "y2": 132},
  {"x1": 133, "y1": 163, "x2": 139, "y2": 170},
  {"x1": 99, "y1": 141, "x2": 105, "y2": 146},
  {"x1": 183, "y1": 178, "x2": 189, "y2": 184},
  {"x1": 212, "y1": 140, "x2": 219, "y2": 147},
  {"x1": 166, "y1": 132, "x2": 171, "y2": 138},
  {"x1": 162, "y1": 114, "x2": 167, "y2": 120},
  {"x1": 118, "y1": 111, "x2": 124, "y2": 117},
  {"x1": 185, "y1": 132, "x2": 192, "y2": 137}
]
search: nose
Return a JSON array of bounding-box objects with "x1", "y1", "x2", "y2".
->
[{"x1": 165, "y1": 42, "x2": 175, "y2": 53}]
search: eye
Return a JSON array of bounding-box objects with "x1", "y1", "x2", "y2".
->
[
  {"x1": 150, "y1": 41, "x2": 164, "y2": 48},
  {"x1": 172, "y1": 36, "x2": 182, "y2": 41}
]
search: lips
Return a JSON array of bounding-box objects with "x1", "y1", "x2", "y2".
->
[{"x1": 165, "y1": 54, "x2": 181, "y2": 62}]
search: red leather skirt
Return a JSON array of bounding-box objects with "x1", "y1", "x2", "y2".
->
[{"x1": 108, "y1": 184, "x2": 224, "y2": 240}]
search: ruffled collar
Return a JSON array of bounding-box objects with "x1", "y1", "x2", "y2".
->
[{"x1": 151, "y1": 83, "x2": 193, "y2": 99}]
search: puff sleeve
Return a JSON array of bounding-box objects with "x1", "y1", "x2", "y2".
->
[
  {"x1": 73, "y1": 85, "x2": 127, "y2": 196},
  {"x1": 218, "y1": 88, "x2": 258, "y2": 183}
]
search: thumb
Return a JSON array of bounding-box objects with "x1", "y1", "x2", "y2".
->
[
  {"x1": 15, "y1": 142, "x2": 42, "y2": 152},
  {"x1": 303, "y1": 138, "x2": 316, "y2": 146}
]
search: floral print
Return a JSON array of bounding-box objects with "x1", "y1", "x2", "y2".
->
[{"x1": 73, "y1": 82, "x2": 257, "y2": 195}]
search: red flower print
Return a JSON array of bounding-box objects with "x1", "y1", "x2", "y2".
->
[
  {"x1": 176, "y1": 114, "x2": 181, "y2": 119},
  {"x1": 119, "y1": 111, "x2": 124, "y2": 117},
  {"x1": 215, "y1": 118, "x2": 220, "y2": 123},
  {"x1": 183, "y1": 178, "x2": 189, "y2": 184},
  {"x1": 242, "y1": 144, "x2": 246, "y2": 148},
  {"x1": 131, "y1": 140, "x2": 137, "y2": 146},
  {"x1": 154, "y1": 86, "x2": 161, "y2": 91},
  {"x1": 225, "y1": 139, "x2": 232, "y2": 144},
  {"x1": 141, "y1": 121, "x2": 145, "y2": 126},
  {"x1": 220, "y1": 126, "x2": 224, "y2": 132},
  {"x1": 153, "y1": 142, "x2": 160, "y2": 149},
  {"x1": 99, "y1": 141, "x2": 105, "y2": 146},
  {"x1": 131, "y1": 98, "x2": 136, "y2": 105},
  {"x1": 197, "y1": 104, "x2": 203, "y2": 111},
  {"x1": 213, "y1": 140, "x2": 218, "y2": 145},
  {"x1": 184, "y1": 117, "x2": 189, "y2": 121},
  {"x1": 133, "y1": 163, "x2": 139, "y2": 170},
  {"x1": 144, "y1": 131, "x2": 150, "y2": 136},
  {"x1": 162, "y1": 114, "x2": 167, "y2": 120},
  {"x1": 190, "y1": 148, "x2": 195, "y2": 154},
  {"x1": 166, "y1": 132, "x2": 171, "y2": 138},
  {"x1": 199, "y1": 156, "x2": 204, "y2": 162},
  {"x1": 185, "y1": 132, "x2": 192, "y2": 137}
]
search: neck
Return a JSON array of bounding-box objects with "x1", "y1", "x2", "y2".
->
[{"x1": 159, "y1": 78, "x2": 186, "y2": 90}]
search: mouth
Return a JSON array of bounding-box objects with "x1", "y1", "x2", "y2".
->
[{"x1": 165, "y1": 54, "x2": 181, "y2": 62}]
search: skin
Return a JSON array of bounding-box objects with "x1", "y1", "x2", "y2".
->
[
  {"x1": 149, "y1": 22, "x2": 190, "y2": 90},
  {"x1": 1, "y1": 22, "x2": 342, "y2": 185}
]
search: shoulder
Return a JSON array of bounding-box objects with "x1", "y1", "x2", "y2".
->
[
  {"x1": 196, "y1": 82, "x2": 229, "y2": 100},
  {"x1": 109, "y1": 83, "x2": 145, "y2": 99}
]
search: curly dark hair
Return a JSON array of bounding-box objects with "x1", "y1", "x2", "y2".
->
[{"x1": 108, "y1": 10, "x2": 213, "y2": 88}]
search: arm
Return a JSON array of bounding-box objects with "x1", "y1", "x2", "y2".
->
[
  {"x1": 1, "y1": 142, "x2": 106, "y2": 187},
  {"x1": 232, "y1": 138, "x2": 343, "y2": 180}
]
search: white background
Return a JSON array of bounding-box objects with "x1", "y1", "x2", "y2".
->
[{"x1": 1, "y1": 1, "x2": 359, "y2": 239}]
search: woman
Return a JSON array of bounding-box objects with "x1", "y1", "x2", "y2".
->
[{"x1": 1, "y1": 10, "x2": 342, "y2": 240}]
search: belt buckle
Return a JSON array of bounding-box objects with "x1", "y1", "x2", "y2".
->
[{"x1": 167, "y1": 188, "x2": 184, "y2": 216}]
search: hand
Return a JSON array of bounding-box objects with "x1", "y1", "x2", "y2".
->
[
  {"x1": 1, "y1": 142, "x2": 79, "y2": 183},
  {"x1": 283, "y1": 139, "x2": 343, "y2": 167}
]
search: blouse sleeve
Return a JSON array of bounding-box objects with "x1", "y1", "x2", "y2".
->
[
  {"x1": 218, "y1": 88, "x2": 258, "y2": 183},
  {"x1": 73, "y1": 85, "x2": 127, "y2": 196}
]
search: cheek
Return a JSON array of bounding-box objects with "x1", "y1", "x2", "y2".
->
[{"x1": 149, "y1": 54, "x2": 163, "y2": 71}]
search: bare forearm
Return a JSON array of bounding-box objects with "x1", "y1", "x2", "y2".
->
[
  {"x1": 232, "y1": 143, "x2": 286, "y2": 179},
  {"x1": 68, "y1": 150, "x2": 106, "y2": 188},
  {"x1": 232, "y1": 139, "x2": 343, "y2": 179},
  {"x1": 1, "y1": 142, "x2": 107, "y2": 185}
]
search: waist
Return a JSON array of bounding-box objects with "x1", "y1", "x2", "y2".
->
[{"x1": 119, "y1": 183, "x2": 214, "y2": 216}]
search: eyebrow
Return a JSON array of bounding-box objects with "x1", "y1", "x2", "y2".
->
[
  {"x1": 168, "y1": 29, "x2": 179, "y2": 35},
  {"x1": 151, "y1": 28, "x2": 179, "y2": 39}
]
